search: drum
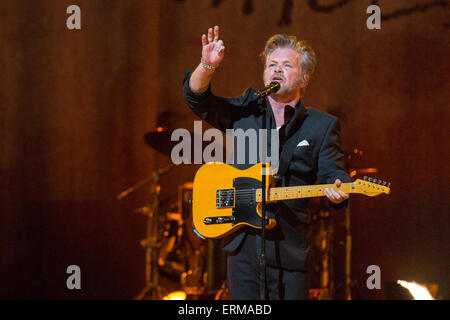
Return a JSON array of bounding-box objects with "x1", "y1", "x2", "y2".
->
[{"x1": 158, "y1": 210, "x2": 185, "y2": 278}]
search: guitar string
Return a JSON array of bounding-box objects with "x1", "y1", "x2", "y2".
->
[
  {"x1": 215, "y1": 182, "x2": 382, "y2": 199},
  {"x1": 217, "y1": 184, "x2": 340, "y2": 195},
  {"x1": 216, "y1": 184, "x2": 347, "y2": 197},
  {"x1": 217, "y1": 184, "x2": 353, "y2": 204},
  {"x1": 217, "y1": 188, "x2": 335, "y2": 203}
]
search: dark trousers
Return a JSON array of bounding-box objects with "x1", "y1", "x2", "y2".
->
[{"x1": 227, "y1": 233, "x2": 310, "y2": 300}]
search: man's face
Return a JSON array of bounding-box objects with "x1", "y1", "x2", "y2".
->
[{"x1": 263, "y1": 47, "x2": 305, "y2": 100}]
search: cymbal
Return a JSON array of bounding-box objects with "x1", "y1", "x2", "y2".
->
[
  {"x1": 144, "y1": 127, "x2": 176, "y2": 155},
  {"x1": 144, "y1": 127, "x2": 226, "y2": 158}
]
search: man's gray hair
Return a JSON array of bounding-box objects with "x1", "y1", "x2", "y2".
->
[{"x1": 260, "y1": 34, "x2": 317, "y2": 96}]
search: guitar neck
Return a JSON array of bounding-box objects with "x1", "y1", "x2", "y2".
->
[{"x1": 255, "y1": 182, "x2": 353, "y2": 202}]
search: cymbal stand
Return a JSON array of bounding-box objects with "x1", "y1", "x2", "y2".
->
[
  {"x1": 135, "y1": 165, "x2": 174, "y2": 300},
  {"x1": 117, "y1": 164, "x2": 173, "y2": 300},
  {"x1": 135, "y1": 175, "x2": 162, "y2": 300}
]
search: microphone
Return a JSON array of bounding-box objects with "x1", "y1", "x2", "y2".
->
[{"x1": 255, "y1": 81, "x2": 280, "y2": 98}]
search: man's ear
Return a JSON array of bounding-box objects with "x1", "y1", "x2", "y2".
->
[{"x1": 300, "y1": 74, "x2": 310, "y2": 87}]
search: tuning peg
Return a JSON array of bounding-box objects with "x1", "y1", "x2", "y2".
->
[
  {"x1": 363, "y1": 176, "x2": 367, "y2": 181},
  {"x1": 377, "y1": 179, "x2": 381, "y2": 184},
  {"x1": 387, "y1": 182, "x2": 391, "y2": 188},
  {"x1": 368, "y1": 177, "x2": 372, "y2": 182},
  {"x1": 382, "y1": 181, "x2": 386, "y2": 186}
]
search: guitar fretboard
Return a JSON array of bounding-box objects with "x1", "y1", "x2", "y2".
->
[{"x1": 255, "y1": 183, "x2": 353, "y2": 202}]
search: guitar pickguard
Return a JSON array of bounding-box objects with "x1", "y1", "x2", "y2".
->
[{"x1": 232, "y1": 177, "x2": 268, "y2": 228}]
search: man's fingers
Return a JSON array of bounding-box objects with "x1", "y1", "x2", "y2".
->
[
  {"x1": 325, "y1": 188, "x2": 335, "y2": 202},
  {"x1": 207, "y1": 27, "x2": 213, "y2": 42},
  {"x1": 213, "y1": 25, "x2": 219, "y2": 42},
  {"x1": 215, "y1": 40, "x2": 224, "y2": 53},
  {"x1": 326, "y1": 188, "x2": 349, "y2": 204},
  {"x1": 326, "y1": 179, "x2": 349, "y2": 203},
  {"x1": 338, "y1": 190, "x2": 350, "y2": 199},
  {"x1": 205, "y1": 26, "x2": 220, "y2": 44},
  {"x1": 202, "y1": 34, "x2": 207, "y2": 46}
]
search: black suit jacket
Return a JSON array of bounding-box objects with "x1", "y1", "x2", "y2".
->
[{"x1": 183, "y1": 72, "x2": 351, "y2": 271}]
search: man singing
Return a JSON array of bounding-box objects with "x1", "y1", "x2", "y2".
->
[{"x1": 183, "y1": 26, "x2": 350, "y2": 300}]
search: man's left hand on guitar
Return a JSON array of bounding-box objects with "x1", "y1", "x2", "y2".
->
[{"x1": 325, "y1": 179, "x2": 350, "y2": 204}]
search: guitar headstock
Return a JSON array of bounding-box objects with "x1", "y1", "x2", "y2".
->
[{"x1": 351, "y1": 176, "x2": 391, "y2": 196}]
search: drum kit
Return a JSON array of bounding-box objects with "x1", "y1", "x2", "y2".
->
[
  {"x1": 118, "y1": 127, "x2": 227, "y2": 300},
  {"x1": 119, "y1": 125, "x2": 377, "y2": 300}
]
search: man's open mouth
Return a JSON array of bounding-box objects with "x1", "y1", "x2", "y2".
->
[{"x1": 271, "y1": 75, "x2": 284, "y2": 82}]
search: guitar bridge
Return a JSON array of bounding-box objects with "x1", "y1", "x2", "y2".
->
[
  {"x1": 204, "y1": 216, "x2": 235, "y2": 225},
  {"x1": 216, "y1": 188, "x2": 235, "y2": 208}
]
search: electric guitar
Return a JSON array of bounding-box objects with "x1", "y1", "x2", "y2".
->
[{"x1": 192, "y1": 162, "x2": 391, "y2": 239}]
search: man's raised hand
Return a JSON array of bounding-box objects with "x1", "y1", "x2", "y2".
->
[{"x1": 201, "y1": 25, "x2": 225, "y2": 68}]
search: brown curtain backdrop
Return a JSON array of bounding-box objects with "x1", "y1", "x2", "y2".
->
[
  {"x1": 1, "y1": 0, "x2": 161, "y2": 299},
  {"x1": 1, "y1": 0, "x2": 449, "y2": 299}
]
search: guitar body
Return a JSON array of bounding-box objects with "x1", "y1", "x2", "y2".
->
[{"x1": 192, "y1": 162, "x2": 277, "y2": 239}]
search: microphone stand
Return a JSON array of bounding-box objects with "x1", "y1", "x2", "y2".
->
[
  {"x1": 258, "y1": 96, "x2": 268, "y2": 300},
  {"x1": 255, "y1": 82, "x2": 279, "y2": 300}
]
